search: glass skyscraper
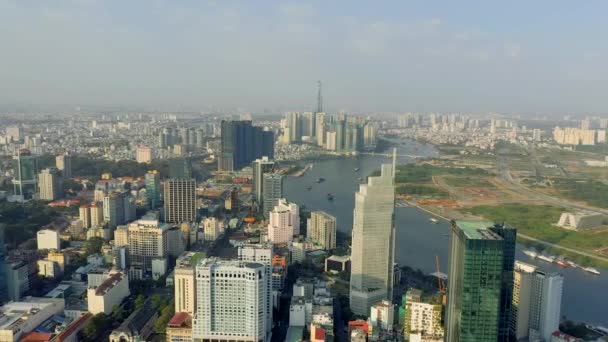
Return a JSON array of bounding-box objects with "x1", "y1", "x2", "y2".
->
[{"x1": 219, "y1": 120, "x2": 274, "y2": 171}]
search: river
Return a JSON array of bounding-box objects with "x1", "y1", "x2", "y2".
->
[{"x1": 283, "y1": 139, "x2": 608, "y2": 326}]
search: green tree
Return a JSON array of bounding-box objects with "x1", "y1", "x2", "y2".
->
[
  {"x1": 84, "y1": 237, "x2": 104, "y2": 256},
  {"x1": 154, "y1": 303, "x2": 175, "y2": 334},
  {"x1": 134, "y1": 294, "x2": 146, "y2": 310},
  {"x1": 79, "y1": 313, "x2": 110, "y2": 342}
]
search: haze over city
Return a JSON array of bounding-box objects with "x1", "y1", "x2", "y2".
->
[{"x1": 1, "y1": 0, "x2": 608, "y2": 114}]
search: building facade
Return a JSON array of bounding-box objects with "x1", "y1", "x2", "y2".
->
[
  {"x1": 267, "y1": 199, "x2": 299, "y2": 245},
  {"x1": 38, "y1": 167, "x2": 62, "y2": 201},
  {"x1": 164, "y1": 179, "x2": 196, "y2": 224},
  {"x1": 307, "y1": 211, "x2": 336, "y2": 250},
  {"x1": 262, "y1": 173, "x2": 283, "y2": 218}
]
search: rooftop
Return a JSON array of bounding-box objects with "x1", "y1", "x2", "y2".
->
[
  {"x1": 167, "y1": 312, "x2": 191, "y2": 328},
  {"x1": 454, "y1": 220, "x2": 500, "y2": 240}
]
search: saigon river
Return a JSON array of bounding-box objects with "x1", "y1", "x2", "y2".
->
[{"x1": 283, "y1": 139, "x2": 608, "y2": 326}]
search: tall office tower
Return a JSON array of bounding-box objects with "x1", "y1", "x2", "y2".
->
[
  {"x1": 12, "y1": 149, "x2": 38, "y2": 200},
  {"x1": 315, "y1": 112, "x2": 326, "y2": 147},
  {"x1": 529, "y1": 271, "x2": 563, "y2": 342},
  {"x1": 349, "y1": 153, "x2": 396, "y2": 316},
  {"x1": 252, "y1": 157, "x2": 276, "y2": 206},
  {"x1": 262, "y1": 173, "x2": 283, "y2": 218},
  {"x1": 218, "y1": 120, "x2": 275, "y2": 171},
  {"x1": 446, "y1": 220, "x2": 515, "y2": 342},
  {"x1": 238, "y1": 244, "x2": 274, "y2": 340},
  {"x1": 55, "y1": 152, "x2": 72, "y2": 179},
  {"x1": 511, "y1": 261, "x2": 537, "y2": 340},
  {"x1": 122, "y1": 218, "x2": 170, "y2": 273},
  {"x1": 136, "y1": 145, "x2": 153, "y2": 163},
  {"x1": 103, "y1": 192, "x2": 126, "y2": 229},
  {"x1": 164, "y1": 179, "x2": 196, "y2": 224},
  {"x1": 175, "y1": 252, "x2": 204, "y2": 316},
  {"x1": 307, "y1": 211, "x2": 337, "y2": 250},
  {"x1": 169, "y1": 157, "x2": 193, "y2": 179},
  {"x1": 301, "y1": 112, "x2": 314, "y2": 137},
  {"x1": 38, "y1": 167, "x2": 63, "y2": 201},
  {"x1": 490, "y1": 223, "x2": 517, "y2": 342},
  {"x1": 285, "y1": 112, "x2": 301, "y2": 143},
  {"x1": 145, "y1": 170, "x2": 161, "y2": 208},
  {"x1": 192, "y1": 258, "x2": 268, "y2": 342},
  {"x1": 267, "y1": 199, "x2": 299, "y2": 244}
]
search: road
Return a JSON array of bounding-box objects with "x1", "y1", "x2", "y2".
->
[{"x1": 518, "y1": 232, "x2": 608, "y2": 264}]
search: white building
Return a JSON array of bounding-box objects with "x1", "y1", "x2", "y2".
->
[
  {"x1": 122, "y1": 218, "x2": 171, "y2": 273},
  {"x1": 175, "y1": 252, "x2": 204, "y2": 316},
  {"x1": 202, "y1": 217, "x2": 222, "y2": 242},
  {"x1": 238, "y1": 243, "x2": 274, "y2": 340},
  {"x1": 511, "y1": 261, "x2": 537, "y2": 340},
  {"x1": 370, "y1": 300, "x2": 394, "y2": 331},
  {"x1": 37, "y1": 229, "x2": 60, "y2": 250},
  {"x1": 529, "y1": 271, "x2": 563, "y2": 342},
  {"x1": 267, "y1": 199, "x2": 299, "y2": 245},
  {"x1": 307, "y1": 211, "x2": 336, "y2": 250},
  {"x1": 38, "y1": 167, "x2": 62, "y2": 201},
  {"x1": 87, "y1": 272, "x2": 130, "y2": 315},
  {"x1": 192, "y1": 258, "x2": 267, "y2": 342},
  {"x1": 37, "y1": 259, "x2": 61, "y2": 278},
  {"x1": 0, "y1": 298, "x2": 64, "y2": 342},
  {"x1": 136, "y1": 145, "x2": 153, "y2": 163},
  {"x1": 350, "y1": 154, "x2": 396, "y2": 316}
]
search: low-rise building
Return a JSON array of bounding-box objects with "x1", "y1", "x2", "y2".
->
[
  {"x1": 557, "y1": 211, "x2": 608, "y2": 231},
  {"x1": 0, "y1": 298, "x2": 65, "y2": 342},
  {"x1": 109, "y1": 299, "x2": 158, "y2": 342},
  {"x1": 87, "y1": 272, "x2": 130, "y2": 315},
  {"x1": 325, "y1": 255, "x2": 350, "y2": 273},
  {"x1": 166, "y1": 312, "x2": 193, "y2": 342}
]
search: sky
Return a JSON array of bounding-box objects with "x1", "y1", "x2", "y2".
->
[{"x1": 1, "y1": 0, "x2": 607, "y2": 115}]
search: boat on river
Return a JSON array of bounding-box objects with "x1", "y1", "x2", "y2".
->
[
  {"x1": 537, "y1": 255, "x2": 555, "y2": 263},
  {"x1": 316, "y1": 177, "x2": 325, "y2": 183},
  {"x1": 429, "y1": 218, "x2": 439, "y2": 224},
  {"x1": 327, "y1": 193, "x2": 334, "y2": 201},
  {"x1": 583, "y1": 267, "x2": 601, "y2": 275},
  {"x1": 523, "y1": 250, "x2": 538, "y2": 258}
]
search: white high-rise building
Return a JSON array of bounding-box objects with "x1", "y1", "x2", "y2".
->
[
  {"x1": 315, "y1": 112, "x2": 326, "y2": 147},
  {"x1": 238, "y1": 243, "x2": 274, "y2": 340},
  {"x1": 529, "y1": 271, "x2": 563, "y2": 342},
  {"x1": 307, "y1": 211, "x2": 336, "y2": 250},
  {"x1": 202, "y1": 217, "x2": 221, "y2": 242},
  {"x1": 136, "y1": 145, "x2": 153, "y2": 163},
  {"x1": 267, "y1": 199, "x2": 299, "y2": 244},
  {"x1": 252, "y1": 157, "x2": 275, "y2": 206},
  {"x1": 192, "y1": 258, "x2": 268, "y2": 342},
  {"x1": 511, "y1": 261, "x2": 537, "y2": 340},
  {"x1": 349, "y1": 151, "x2": 396, "y2": 316},
  {"x1": 38, "y1": 167, "x2": 62, "y2": 201},
  {"x1": 121, "y1": 218, "x2": 170, "y2": 273}
]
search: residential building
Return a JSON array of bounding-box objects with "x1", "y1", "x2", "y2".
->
[
  {"x1": 12, "y1": 149, "x2": 38, "y2": 201},
  {"x1": 38, "y1": 167, "x2": 62, "y2": 201},
  {"x1": 401, "y1": 289, "x2": 444, "y2": 341},
  {"x1": 192, "y1": 258, "x2": 268, "y2": 342},
  {"x1": 87, "y1": 272, "x2": 130, "y2": 315},
  {"x1": 37, "y1": 229, "x2": 60, "y2": 250},
  {"x1": 47, "y1": 250, "x2": 68, "y2": 272},
  {"x1": 445, "y1": 220, "x2": 516, "y2": 342},
  {"x1": 529, "y1": 271, "x2": 564, "y2": 342},
  {"x1": 202, "y1": 217, "x2": 222, "y2": 242},
  {"x1": 145, "y1": 170, "x2": 161, "y2": 208},
  {"x1": 252, "y1": 157, "x2": 276, "y2": 206},
  {"x1": 511, "y1": 261, "x2": 537, "y2": 340},
  {"x1": 6, "y1": 261, "x2": 30, "y2": 301},
  {"x1": 5, "y1": 125, "x2": 22, "y2": 141},
  {"x1": 37, "y1": 259, "x2": 61, "y2": 278},
  {"x1": 103, "y1": 191, "x2": 127, "y2": 229},
  {"x1": 55, "y1": 152, "x2": 72, "y2": 179},
  {"x1": 122, "y1": 218, "x2": 171, "y2": 273},
  {"x1": 262, "y1": 173, "x2": 283, "y2": 218},
  {"x1": 370, "y1": 300, "x2": 394, "y2": 331},
  {"x1": 136, "y1": 145, "x2": 152, "y2": 163},
  {"x1": 267, "y1": 199, "x2": 299, "y2": 244},
  {"x1": 164, "y1": 179, "x2": 197, "y2": 224},
  {"x1": 349, "y1": 155, "x2": 396, "y2": 316},
  {"x1": 307, "y1": 211, "x2": 336, "y2": 250}
]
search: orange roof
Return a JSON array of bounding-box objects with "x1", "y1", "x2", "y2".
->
[
  {"x1": 20, "y1": 332, "x2": 53, "y2": 342},
  {"x1": 55, "y1": 313, "x2": 92, "y2": 342},
  {"x1": 168, "y1": 312, "x2": 191, "y2": 328}
]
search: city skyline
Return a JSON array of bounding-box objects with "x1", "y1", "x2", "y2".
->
[{"x1": 1, "y1": 1, "x2": 608, "y2": 115}]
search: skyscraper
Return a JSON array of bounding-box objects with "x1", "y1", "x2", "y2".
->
[
  {"x1": 120, "y1": 218, "x2": 171, "y2": 273},
  {"x1": 349, "y1": 153, "x2": 395, "y2": 316},
  {"x1": 285, "y1": 112, "x2": 301, "y2": 144},
  {"x1": 103, "y1": 192, "x2": 126, "y2": 229},
  {"x1": 307, "y1": 211, "x2": 337, "y2": 250},
  {"x1": 529, "y1": 271, "x2": 563, "y2": 342},
  {"x1": 219, "y1": 120, "x2": 274, "y2": 171},
  {"x1": 0, "y1": 223, "x2": 8, "y2": 303},
  {"x1": 238, "y1": 243, "x2": 274, "y2": 340},
  {"x1": 315, "y1": 112, "x2": 326, "y2": 147},
  {"x1": 252, "y1": 157, "x2": 276, "y2": 207},
  {"x1": 12, "y1": 149, "x2": 38, "y2": 201},
  {"x1": 445, "y1": 220, "x2": 516, "y2": 342},
  {"x1": 267, "y1": 199, "x2": 299, "y2": 244},
  {"x1": 55, "y1": 152, "x2": 72, "y2": 179},
  {"x1": 145, "y1": 170, "x2": 161, "y2": 208},
  {"x1": 192, "y1": 258, "x2": 268, "y2": 342},
  {"x1": 262, "y1": 173, "x2": 283, "y2": 218},
  {"x1": 490, "y1": 223, "x2": 517, "y2": 342},
  {"x1": 169, "y1": 157, "x2": 193, "y2": 179},
  {"x1": 38, "y1": 167, "x2": 63, "y2": 201},
  {"x1": 174, "y1": 252, "x2": 204, "y2": 316},
  {"x1": 164, "y1": 179, "x2": 196, "y2": 224}
]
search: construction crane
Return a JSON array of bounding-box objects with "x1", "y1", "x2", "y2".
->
[{"x1": 436, "y1": 255, "x2": 447, "y2": 305}]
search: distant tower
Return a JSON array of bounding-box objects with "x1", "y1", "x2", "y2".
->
[{"x1": 317, "y1": 80, "x2": 323, "y2": 113}]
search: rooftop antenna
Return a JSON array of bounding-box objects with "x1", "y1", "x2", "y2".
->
[{"x1": 317, "y1": 80, "x2": 323, "y2": 113}]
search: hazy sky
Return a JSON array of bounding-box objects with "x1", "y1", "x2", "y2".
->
[{"x1": 1, "y1": 1, "x2": 607, "y2": 115}]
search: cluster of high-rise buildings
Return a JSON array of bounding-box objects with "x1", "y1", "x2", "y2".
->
[
  {"x1": 553, "y1": 127, "x2": 606, "y2": 145},
  {"x1": 218, "y1": 120, "x2": 275, "y2": 172},
  {"x1": 280, "y1": 112, "x2": 378, "y2": 153}
]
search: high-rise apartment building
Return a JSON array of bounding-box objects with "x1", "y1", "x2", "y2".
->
[
  {"x1": 174, "y1": 251, "x2": 204, "y2": 316},
  {"x1": 238, "y1": 243, "x2": 274, "y2": 340},
  {"x1": 116, "y1": 218, "x2": 170, "y2": 273},
  {"x1": 38, "y1": 167, "x2": 62, "y2": 201},
  {"x1": 267, "y1": 199, "x2": 299, "y2": 245},
  {"x1": 529, "y1": 271, "x2": 563, "y2": 342},
  {"x1": 315, "y1": 112, "x2": 326, "y2": 147},
  {"x1": 218, "y1": 120, "x2": 274, "y2": 171},
  {"x1": 55, "y1": 152, "x2": 72, "y2": 179},
  {"x1": 202, "y1": 217, "x2": 221, "y2": 242},
  {"x1": 262, "y1": 173, "x2": 283, "y2": 218},
  {"x1": 164, "y1": 179, "x2": 196, "y2": 224},
  {"x1": 12, "y1": 149, "x2": 38, "y2": 201},
  {"x1": 192, "y1": 258, "x2": 268, "y2": 342},
  {"x1": 401, "y1": 289, "x2": 444, "y2": 341},
  {"x1": 307, "y1": 211, "x2": 337, "y2": 250},
  {"x1": 511, "y1": 261, "x2": 537, "y2": 340},
  {"x1": 103, "y1": 192, "x2": 126, "y2": 229},
  {"x1": 445, "y1": 220, "x2": 516, "y2": 342},
  {"x1": 252, "y1": 157, "x2": 276, "y2": 206},
  {"x1": 136, "y1": 145, "x2": 153, "y2": 163},
  {"x1": 349, "y1": 155, "x2": 396, "y2": 316},
  {"x1": 145, "y1": 170, "x2": 161, "y2": 208},
  {"x1": 5, "y1": 126, "x2": 22, "y2": 141}
]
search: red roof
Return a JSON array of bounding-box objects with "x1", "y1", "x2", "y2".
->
[
  {"x1": 20, "y1": 332, "x2": 53, "y2": 342},
  {"x1": 314, "y1": 327, "x2": 326, "y2": 341},
  {"x1": 168, "y1": 312, "x2": 191, "y2": 328},
  {"x1": 55, "y1": 313, "x2": 92, "y2": 342}
]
